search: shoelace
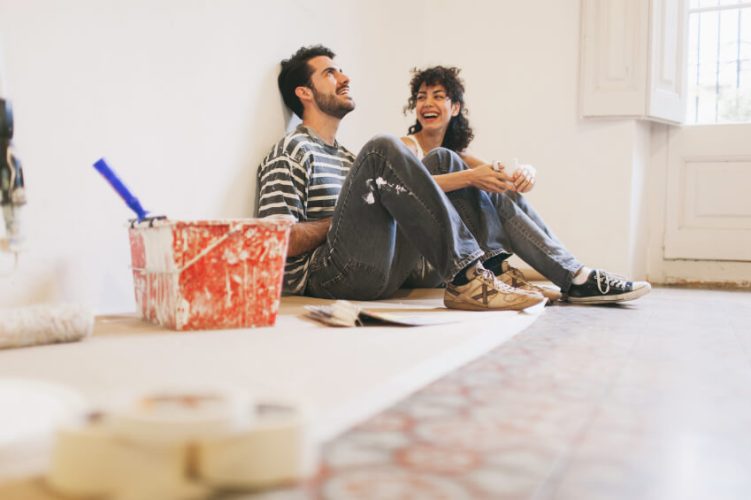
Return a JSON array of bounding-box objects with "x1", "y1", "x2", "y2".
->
[
  {"x1": 500, "y1": 262, "x2": 528, "y2": 286},
  {"x1": 508, "y1": 267, "x2": 529, "y2": 287},
  {"x1": 477, "y1": 268, "x2": 516, "y2": 292},
  {"x1": 595, "y1": 270, "x2": 628, "y2": 294}
]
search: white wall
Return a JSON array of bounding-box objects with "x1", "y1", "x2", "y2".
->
[{"x1": 0, "y1": 0, "x2": 651, "y2": 313}]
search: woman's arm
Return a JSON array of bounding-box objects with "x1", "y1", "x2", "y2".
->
[
  {"x1": 460, "y1": 151, "x2": 537, "y2": 194},
  {"x1": 432, "y1": 165, "x2": 513, "y2": 193},
  {"x1": 398, "y1": 138, "x2": 532, "y2": 193},
  {"x1": 458, "y1": 150, "x2": 487, "y2": 169}
]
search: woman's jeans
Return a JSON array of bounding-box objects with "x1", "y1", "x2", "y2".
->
[
  {"x1": 405, "y1": 148, "x2": 582, "y2": 292},
  {"x1": 417, "y1": 148, "x2": 582, "y2": 292}
]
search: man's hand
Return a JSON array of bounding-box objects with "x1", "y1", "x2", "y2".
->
[
  {"x1": 287, "y1": 217, "x2": 332, "y2": 257},
  {"x1": 469, "y1": 164, "x2": 515, "y2": 193}
]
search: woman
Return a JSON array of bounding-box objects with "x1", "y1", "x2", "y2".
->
[
  {"x1": 400, "y1": 66, "x2": 536, "y2": 196},
  {"x1": 402, "y1": 65, "x2": 614, "y2": 303},
  {"x1": 399, "y1": 66, "x2": 653, "y2": 305},
  {"x1": 397, "y1": 65, "x2": 565, "y2": 300}
]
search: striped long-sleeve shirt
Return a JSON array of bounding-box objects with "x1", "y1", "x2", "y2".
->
[{"x1": 256, "y1": 125, "x2": 356, "y2": 294}]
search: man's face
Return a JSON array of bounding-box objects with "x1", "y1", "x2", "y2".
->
[{"x1": 305, "y1": 56, "x2": 355, "y2": 119}]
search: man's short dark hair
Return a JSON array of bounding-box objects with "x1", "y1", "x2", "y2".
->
[{"x1": 278, "y1": 45, "x2": 336, "y2": 118}]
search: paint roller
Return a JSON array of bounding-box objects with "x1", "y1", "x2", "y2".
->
[
  {"x1": 0, "y1": 46, "x2": 94, "y2": 348},
  {"x1": 92, "y1": 157, "x2": 165, "y2": 225},
  {"x1": 0, "y1": 303, "x2": 94, "y2": 349}
]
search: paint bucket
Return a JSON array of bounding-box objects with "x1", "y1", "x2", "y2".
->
[{"x1": 128, "y1": 217, "x2": 293, "y2": 330}]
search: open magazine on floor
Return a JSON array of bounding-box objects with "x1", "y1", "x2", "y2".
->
[{"x1": 303, "y1": 300, "x2": 457, "y2": 327}]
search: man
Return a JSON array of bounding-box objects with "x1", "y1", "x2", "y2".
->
[{"x1": 257, "y1": 45, "x2": 648, "y2": 307}]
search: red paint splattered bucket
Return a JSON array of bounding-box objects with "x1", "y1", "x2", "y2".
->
[{"x1": 128, "y1": 217, "x2": 294, "y2": 330}]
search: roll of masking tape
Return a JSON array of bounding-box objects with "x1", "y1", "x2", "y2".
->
[
  {"x1": 196, "y1": 402, "x2": 317, "y2": 489},
  {"x1": 48, "y1": 416, "x2": 206, "y2": 500},
  {"x1": 108, "y1": 387, "x2": 253, "y2": 445},
  {"x1": 47, "y1": 419, "x2": 119, "y2": 498}
]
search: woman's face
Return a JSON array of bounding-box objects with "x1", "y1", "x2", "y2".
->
[{"x1": 414, "y1": 83, "x2": 460, "y2": 134}]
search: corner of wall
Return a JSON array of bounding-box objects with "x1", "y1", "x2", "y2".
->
[
  {"x1": 645, "y1": 122, "x2": 671, "y2": 283},
  {"x1": 626, "y1": 120, "x2": 654, "y2": 280}
]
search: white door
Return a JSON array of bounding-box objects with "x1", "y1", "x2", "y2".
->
[
  {"x1": 664, "y1": 124, "x2": 751, "y2": 262},
  {"x1": 662, "y1": 2, "x2": 751, "y2": 277}
]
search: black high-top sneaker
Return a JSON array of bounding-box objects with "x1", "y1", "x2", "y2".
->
[{"x1": 566, "y1": 269, "x2": 651, "y2": 304}]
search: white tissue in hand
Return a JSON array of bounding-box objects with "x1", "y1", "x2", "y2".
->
[
  {"x1": 493, "y1": 158, "x2": 520, "y2": 176},
  {"x1": 495, "y1": 159, "x2": 536, "y2": 178}
]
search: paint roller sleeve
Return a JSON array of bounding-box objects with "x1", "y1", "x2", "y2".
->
[{"x1": 0, "y1": 304, "x2": 94, "y2": 349}]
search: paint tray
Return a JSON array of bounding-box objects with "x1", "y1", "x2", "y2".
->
[{"x1": 128, "y1": 217, "x2": 293, "y2": 331}]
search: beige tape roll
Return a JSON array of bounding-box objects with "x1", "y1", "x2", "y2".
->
[
  {"x1": 47, "y1": 421, "x2": 118, "y2": 497},
  {"x1": 47, "y1": 419, "x2": 207, "y2": 500},
  {"x1": 196, "y1": 403, "x2": 318, "y2": 489},
  {"x1": 108, "y1": 388, "x2": 253, "y2": 445}
]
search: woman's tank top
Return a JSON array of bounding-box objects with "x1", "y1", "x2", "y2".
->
[{"x1": 403, "y1": 134, "x2": 427, "y2": 161}]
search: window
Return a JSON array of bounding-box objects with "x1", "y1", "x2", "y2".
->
[{"x1": 687, "y1": 1, "x2": 751, "y2": 123}]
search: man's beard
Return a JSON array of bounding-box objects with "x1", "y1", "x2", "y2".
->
[{"x1": 311, "y1": 86, "x2": 355, "y2": 119}]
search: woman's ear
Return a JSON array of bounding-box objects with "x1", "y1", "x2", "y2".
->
[{"x1": 451, "y1": 102, "x2": 461, "y2": 117}]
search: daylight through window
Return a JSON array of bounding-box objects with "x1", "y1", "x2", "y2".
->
[{"x1": 688, "y1": 0, "x2": 751, "y2": 123}]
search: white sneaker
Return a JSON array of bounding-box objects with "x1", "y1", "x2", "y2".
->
[{"x1": 496, "y1": 261, "x2": 562, "y2": 303}]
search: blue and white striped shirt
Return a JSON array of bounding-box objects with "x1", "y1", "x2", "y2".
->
[{"x1": 256, "y1": 125, "x2": 355, "y2": 294}]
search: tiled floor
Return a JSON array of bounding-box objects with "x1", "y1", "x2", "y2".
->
[
  {"x1": 252, "y1": 287, "x2": 751, "y2": 500},
  {"x1": 4, "y1": 287, "x2": 750, "y2": 500}
]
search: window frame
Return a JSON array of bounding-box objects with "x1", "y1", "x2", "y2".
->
[{"x1": 686, "y1": 1, "x2": 751, "y2": 124}]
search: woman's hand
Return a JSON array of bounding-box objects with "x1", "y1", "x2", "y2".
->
[
  {"x1": 512, "y1": 164, "x2": 536, "y2": 193},
  {"x1": 469, "y1": 164, "x2": 515, "y2": 193}
]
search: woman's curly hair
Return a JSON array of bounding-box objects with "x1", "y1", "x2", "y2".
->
[{"x1": 404, "y1": 66, "x2": 474, "y2": 153}]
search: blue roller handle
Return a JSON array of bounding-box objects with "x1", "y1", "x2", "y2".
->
[{"x1": 93, "y1": 158, "x2": 148, "y2": 220}]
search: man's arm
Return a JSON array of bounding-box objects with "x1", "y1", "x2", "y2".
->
[
  {"x1": 257, "y1": 151, "x2": 331, "y2": 257},
  {"x1": 287, "y1": 217, "x2": 331, "y2": 257}
]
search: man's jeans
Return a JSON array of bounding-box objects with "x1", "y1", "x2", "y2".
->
[
  {"x1": 422, "y1": 148, "x2": 582, "y2": 292},
  {"x1": 305, "y1": 136, "x2": 483, "y2": 300}
]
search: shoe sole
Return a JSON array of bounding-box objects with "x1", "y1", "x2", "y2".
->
[
  {"x1": 566, "y1": 283, "x2": 651, "y2": 304},
  {"x1": 497, "y1": 277, "x2": 561, "y2": 303},
  {"x1": 444, "y1": 295, "x2": 546, "y2": 311},
  {"x1": 525, "y1": 287, "x2": 560, "y2": 303}
]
